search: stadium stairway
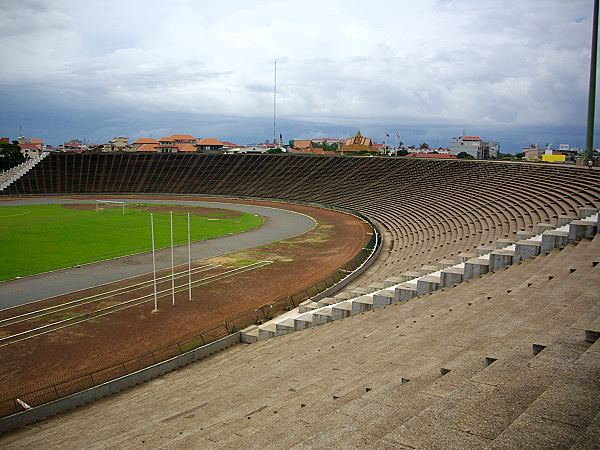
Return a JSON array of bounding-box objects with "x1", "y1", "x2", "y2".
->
[
  {"x1": 241, "y1": 208, "x2": 600, "y2": 343},
  {"x1": 0, "y1": 152, "x2": 49, "y2": 192}
]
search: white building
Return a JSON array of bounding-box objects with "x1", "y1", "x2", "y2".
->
[
  {"x1": 449, "y1": 136, "x2": 500, "y2": 159},
  {"x1": 449, "y1": 136, "x2": 482, "y2": 158}
]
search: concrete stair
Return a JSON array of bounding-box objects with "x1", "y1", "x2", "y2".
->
[{"x1": 242, "y1": 210, "x2": 599, "y2": 344}]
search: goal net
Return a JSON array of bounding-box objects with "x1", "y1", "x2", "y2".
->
[{"x1": 96, "y1": 200, "x2": 126, "y2": 215}]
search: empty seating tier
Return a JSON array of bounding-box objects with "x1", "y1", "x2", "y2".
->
[{"x1": 4, "y1": 153, "x2": 599, "y2": 286}]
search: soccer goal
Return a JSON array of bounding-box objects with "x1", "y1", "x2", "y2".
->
[{"x1": 96, "y1": 200, "x2": 126, "y2": 215}]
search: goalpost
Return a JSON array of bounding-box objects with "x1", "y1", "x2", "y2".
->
[{"x1": 96, "y1": 200, "x2": 126, "y2": 215}]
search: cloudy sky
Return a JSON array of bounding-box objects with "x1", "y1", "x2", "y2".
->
[{"x1": 0, "y1": 0, "x2": 596, "y2": 151}]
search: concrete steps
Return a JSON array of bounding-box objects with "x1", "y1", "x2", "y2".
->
[
  {"x1": 242, "y1": 209, "x2": 599, "y2": 344},
  {"x1": 0, "y1": 152, "x2": 49, "y2": 192}
]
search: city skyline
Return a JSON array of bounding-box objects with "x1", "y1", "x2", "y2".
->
[{"x1": 0, "y1": 0, "x2": 597, "y2": 152}]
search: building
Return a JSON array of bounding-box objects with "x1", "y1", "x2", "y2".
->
[
  {"x1": 523, "y1": 144, "x2": 542, "y2": 161},
  {"x1": 449, "y1": 136, "x2": 482, "y2": 158},
  {"x1": 196, "y1": 138, "x2": 225, "y2": 153},
  {"x1": 63, "y1": 140, "x2": 84, "y2": 151},
  {"x1": 542, "y1": 147, "x2": 567, "y2": 163},
  {"x1": 291, "y1": 140, "x2": 314, "y2": 151},
  {"x1": 339, "y1": 131, "x2": 378, "y2": 154},
  {"x1": 449, "y1": 136, "x2": 499, "y2": 159},
  {"x1": 157, "y1": 135, "x2": 199, "y2": 153},
  {"x1": 19, "y1": 143, "x2": 43, "y2": 159},
  {"x1": 481, "y1": 141, "x2": 500, "y2": 159},
  {"x1": 132, "y1": 138, "x2": 159, "y2": 152},
  {"x1": 106, "y1": 137, "x2": 132, "y2": 152}
]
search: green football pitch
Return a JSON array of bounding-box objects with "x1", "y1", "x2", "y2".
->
[{"x1": 0, "y1": 203, "x2": 264, "y2": 281}]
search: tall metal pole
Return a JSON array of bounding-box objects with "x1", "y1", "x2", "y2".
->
[
  {"x1": 170, "y1": 211, "x2": 175, "y2": 307},
  {"x1": 188, "y1": 212, "x2": 192, "y2": 301},
  {"x1": 151, "y1": 213, "x2": 158, "y2": 312},
  {"x1": 586, "y1": 0, "x2": 599, "y2": 161},
  {"x1": 273, "y1": 58, "x2": 277, "y2": 144}
]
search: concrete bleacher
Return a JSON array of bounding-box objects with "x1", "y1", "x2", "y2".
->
[
  {"x1": 2, "y1": 230, "x2": 598, "y2": 448},
  {"x1": 242, "y1": 209, "x2": 599, "y2": 343},
  {"x1": 3, "y1": 154, "x2": 599, "y2": 283}
]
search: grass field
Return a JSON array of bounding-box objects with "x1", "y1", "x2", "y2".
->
[{"x1": 0, "y1": 203, "x2": 264, "y2": 281}]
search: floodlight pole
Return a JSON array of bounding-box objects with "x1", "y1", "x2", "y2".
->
[
  {"x1": 170, "y1": 211, "x2": 175, "y2": 307},
  {"x1": 586, "y1": 0, "x2": 599, "y2": 161},
  {"x1": 188, "y1": 212, "x2": 192, "y2": 301},
  {"x1": 151, "y1": 213, "x2": 158, "y2": 312}
]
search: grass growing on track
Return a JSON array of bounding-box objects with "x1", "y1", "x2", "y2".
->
[{"x1": 0, "y1": 204, "x2": 264, "y2": 281}]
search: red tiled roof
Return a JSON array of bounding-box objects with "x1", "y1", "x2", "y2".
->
[
  {"x1": 137, "y1": 143, "x2": 159, "y2": 152},
  {"x1": 222, "y1": 141, "x2": 240, "y2": 148},
  {"x1": 197, "y1": 138, "x2": 224, "y2": 146},
  {"x1": 463, "y1": 136, "x2": 481, "y2": 141},
  {"x1": 19, "y1": 143, "x2": 41, "y2": 150},
  {"x1": 29, "y1": 138, "x2": 43, "y2": 145},
  {"x1": 133, "y1": 138, "x2": 159, "y2": 145},
  {"x1": 176, "y1": 143, "x2": 197, "y2": 153},
  {"x1": 170, "y1": 134, "x2": 197, "y2": 141}
]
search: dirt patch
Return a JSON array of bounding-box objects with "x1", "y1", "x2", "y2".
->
[
  {"x1": 0, "y1": 197, "x2": 371, "y2": 402},
  {"x1": 62, "y1": 203, "x2": 242, "y2": 218}
]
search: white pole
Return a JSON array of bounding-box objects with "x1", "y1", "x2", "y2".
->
[
  {"x1": 151, "y1": 213, "x2": 158, "y2": 312},
  {"x1": 188, "y1": 212, "x2": 192, "y2": 301},
  {"x1": 170, "y1": 211, "x2": 175, "y2": 307},
  {"x1": 122, "y1": 202, "x2": 125, "y2": 215}
]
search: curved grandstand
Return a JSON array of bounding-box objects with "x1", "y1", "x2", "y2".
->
[
  {"x1": 5, "y1": 153, "x2": 600, "y2": 278},
  {"x1": 1, "y1": 153, "x2": 600, "y2": 447}
]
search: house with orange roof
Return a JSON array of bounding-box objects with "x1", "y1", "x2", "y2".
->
[
  {"x1": 156, "y1": 134, "x2": 199, "y2": 153},
  {"x1": 197, "y1": 138, "x2": 224, "y2": 153},
  {"x1": 132, "y1": 138, "x2": 159, "y2": 150},
  {"x1": 135, "y1": 143, "x2": 158, "y2": 152}
]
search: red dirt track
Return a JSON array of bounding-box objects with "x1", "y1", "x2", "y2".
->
[{"x1": 0, "y1": 197, "x2": 371, "y2": 399}]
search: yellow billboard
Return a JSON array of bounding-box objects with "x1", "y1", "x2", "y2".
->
[{"x1": 542, "y1": 154, "x2": 566, "y2": 163}]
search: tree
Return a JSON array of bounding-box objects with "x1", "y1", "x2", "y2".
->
[
  {"x1": 0, "y1": 141, "x2": 25, "y2": 171},
  {"x1": 457, "y1": 151, "x2": 475, "y2": 160},
  {"x1": 267, "y1": 147, "x2": 284, "y2": 154},
  {"x1": 396, "y1": 148, "x2": 408, "y2": 157},
  {"x1": 514, "y1": 152, "x2": 525, "y2": 159},
  {"x1": 419, "y1": 143, "x2": 429, "y2": 149}
]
